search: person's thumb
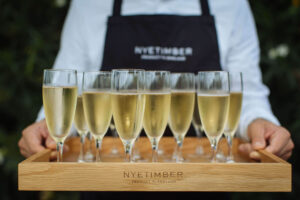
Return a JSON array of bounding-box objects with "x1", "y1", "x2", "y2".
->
[
  {"x1": 238, "y1": 143, "x2": 252, "y2": 156},
  {"x1": 45, "y1": 136, "x2": 70, "y2": 152},
  {"x1": 39, "y1": 119, "x2": 50, "y2": 139},
  {"x1": 45, "y1": 136, "x2": 56, "y2": 149},
  {"x1": 248, "y1": 121, "x2": 266, "y2": 150}
]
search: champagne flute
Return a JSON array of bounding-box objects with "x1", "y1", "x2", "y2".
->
[
  {"x1": 224, "y1": 72, "x2": 243, "y2": 163},
  {"x1": 197, "y1": 71, "x2": 230, "y2": 163},
  {"x1": 169, "y1": 73, "x2": 195, "y2": 162},
  {"x1": 192, "y1": 92, "x2": 205, "y2": 155},
  {"x1": 143, "y1": 71, "x2": 171, "y2": 162},
  {"x1": 74, "y1": 72, "x2": 89, "y2": 162},
  {"x1": 111, "y1": 69, "x2": 145, "y2": 162},
  {"x1": 43, "y1": 69, "x2": 78, "y2": 162},
  {"x1": 82, "y1": 71, "x2": 112, "y2": 162}
]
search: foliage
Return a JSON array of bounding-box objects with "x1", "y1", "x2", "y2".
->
[
  {"x1": 0, "y1": 0, "x2": 299, "y2": 199},
  {"x1": 0, "y1": 0, "x2": 77, "y2": 199}
]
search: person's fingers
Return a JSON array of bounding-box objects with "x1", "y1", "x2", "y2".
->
[
  {"x1": 40, "y1": 120, "x2": 50, "y2": 138},
  {"x1": 238, "y1": 143, "x2": 262, "y2": 161},
  {"x1": 18, "y1": 138, "x2": 31, "y2": 158},
  {"x1": 265, "y1": 127, "x2": 291, "y2": 156},
  {"x1": 45, "y1": 136, "x2": 69, "y2": 152},
  {"x1": 246, "y1": 119, "x2": 294, "y2": 160},
  {"x1": 20, "y1": 149, "x2": 30, "y2": 158},
  {"x1": 278, "y1": 140, "x2": 294, "y2": 157},
  {"x1": 20, "y1": 122, "x2": 47, "y2": 157},
  {"x1": 281, "y1": 152, "x2": 292, "y2": 160},
  {"x1": 248, "y1": 122, "x2": 266, "y2": 150},
  {"x1": 50, "y1": 151, "x2": 57, "y2": 161},
  {"x1": 63, "y1": 144, "x2": 69, "y2": 153},
  {"x1": 238, "y1": 143, "x2": 253, "y2": 156},
  {"x1": 25, "y1": 133, "x2": 45, "y2": 154},
  {"x1": 18, "y1": 138, "x2": 25, "y2": 151},
  {"x1": 45, "y1": 136, "x2": 56, "y2": 149},
  {"x1": 48, "y1": 145, "x2": 69, "y2": 161},
  {"x1": 249, "y1": 151, "x2": 261, "y2": 161},
  {"x1": 19, "y1": 130, "x2": 30, "y2": 155}
]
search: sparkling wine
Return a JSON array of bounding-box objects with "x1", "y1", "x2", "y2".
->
[
  {"x1": 112, "y1": 93, "x2": 145, "y2": 141},
  {"x1": 74, "y1": 96, "x2": 88, "y2": 136},
  {"x1": 197, "y1": 94, "x2": 229, "y2": 140},
  {"x1": 43, "y1": 86, "x2": 77, "y2": 142},
  {"x1": 224, "y1": 92, "x2": 243, "y2": 137},
  {"x1": 82, "y1": 91, "x2": 112, "y2": 139},
  {"x1": 143, "y1": 93, "x2": 171, "y2": 139},
  {"x1": 169, "y1": 91, "x2": 195, "y2": 141}
]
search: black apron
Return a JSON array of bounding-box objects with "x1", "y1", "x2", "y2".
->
[
  {"x1": 83, "y1": 2, "x2": 228, "y2": 199},
  {"x1": 102, "y1": 0, "x2": 222, "y2": 138},
  {"x1": 102, "y1": 0, "x2": 221, "y2": 72}
]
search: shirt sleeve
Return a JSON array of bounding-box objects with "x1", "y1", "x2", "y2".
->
[
  {"x1": 223, "y1": 0, "x2": 280, "y2": 141},
  {"x1": 36, "y1": 0, "x2": 96, "y2": 123}
]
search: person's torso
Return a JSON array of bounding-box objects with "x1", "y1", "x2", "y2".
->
[{"x1": 70, "y1": 0, "x2": 240, "y2": 70}]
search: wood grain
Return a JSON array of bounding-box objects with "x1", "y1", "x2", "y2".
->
[
  {"x1": 258, "y1": 149, "x2": 289, "y2": 164},
  {"x1": 21, "y1": 149, "x2": 51, "y2": 163},
  {"x1": 18, "y1": 137, "x2": 292, "y2": 192}
]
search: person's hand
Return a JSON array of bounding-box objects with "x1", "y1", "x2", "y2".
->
[
  {"x1": 238, "y1": 118, "x2": 294, "y2": 161},
  {"x1": 18, "y1": 120, "x2": 68, "y2": 160}
]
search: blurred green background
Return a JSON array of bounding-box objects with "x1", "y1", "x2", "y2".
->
[{"x1": 0, "y1": 0, "x2": 299, "y2": 199}]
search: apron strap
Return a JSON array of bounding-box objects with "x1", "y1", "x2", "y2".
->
[
  {"x1": 200, "y1": 0, "x2": 211, "y2": 16},
  {"x1": 113, "y1": 0, "x2": 122, "y2": 16},
  {"x1": 112, "y1": 0, "x2": 211, "y2": 16}
]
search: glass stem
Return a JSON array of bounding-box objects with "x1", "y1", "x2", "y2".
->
[
  {"x1": 133, "y1": 135, "x2": 141, "y2": 161},
  {"x1": 83, "y1": 132, "x2": 94, "y2": 162},
  {"x1": 87, "y1": 132, "x2": 93, "y2": 154},
  {"x1": 195, "y1": 127, "x2": 204, "y2": 155},
  {"x1": 111, "y1": 129, "x2": 119, "y2": 154},
  {"x1": 95, "y1": 138, "x2": 102, "y2": 162},
  {"x1": 56, "y1": 141, "x2": 64, "y2": 162},
  {"x1": 195, "y1": 126, "x2": 202, "y2": 138},
  {"x1": 210, "y1": 137, "x2": 219, "y2": 163},
  {"x1": 176, "y1": 140, "x2": 183, "y2": 163},
  {"x1": 226, "y1": 135, "x2": 233, "y2": 161},
  {"x1": 172, "y1": 138, "x2": 178, "y2": 160},
  {"x1": 124, "y1": 140, "x2": 133, "y2": 162},
  {"x1": 79, "y1": 134, "x2": 86, "y2": 161},
  {"x1": 151, "y1": 137, "x2": 160, "y2": 162}
]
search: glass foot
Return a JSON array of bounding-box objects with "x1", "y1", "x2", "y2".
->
[
  {"x1": 215, "y1": 151, "x2": 227, "y2": 162},
  {"x1": 84, "y1": 151, "x2": 94, "y2": 162},
  {"x1": 77, "y1": 159, "x2": 85, "y2": 163}
]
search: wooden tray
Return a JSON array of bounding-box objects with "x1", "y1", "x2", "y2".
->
[{"x1": 18, "y1": 137, "x2": 291, "y2": 192}]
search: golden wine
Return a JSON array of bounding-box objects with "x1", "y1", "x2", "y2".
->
[
  {"x1": 192, "y1": 93, "x2": 202, "y2": 132},
  {"x1": 169, "y1": 91, "x2": 195, "y2": 141},
  {"x1": 74, "y1": 96, "x2": 88, "y2": 136},
  {"x1": 224, "y1": 92, "x2": 243, "y2": 137},
  {"x1": 136, "y1": 94, "x2": 145, "y2": 135},
  {"x1": 82, "y1": 91, "x2": 112, "y2": 139},
  {"x1": 43, "y1": 86, "x2": 77, "y2": 143},
  {"x1": 112, "y1": 93, "x2": 145, "y2": 141},
  {"x1": 143, "y1": 93, "x2": 171, "y2": 139},
  {"x1": 197, "y1": 94, "x2": 229, "y2": 139}
]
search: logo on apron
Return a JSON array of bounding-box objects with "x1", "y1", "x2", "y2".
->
[{"x1": 134, "y1": 46, "x2": 193, "y2": 62}]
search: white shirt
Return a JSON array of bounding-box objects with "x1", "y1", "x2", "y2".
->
[{"x1": 37, "y1": 0, "x2": 280, "y2": 141}]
